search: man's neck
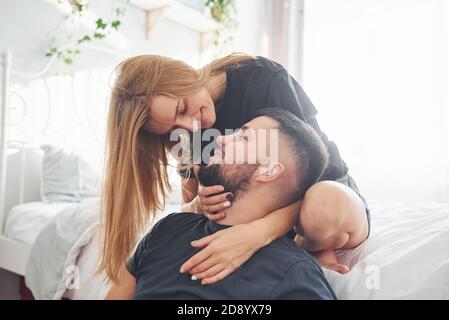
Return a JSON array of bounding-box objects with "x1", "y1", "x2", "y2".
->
[{"x1": 215, "y1": 189, "x2": 278, "y2": 225}]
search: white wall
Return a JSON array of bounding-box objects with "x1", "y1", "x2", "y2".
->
[
  {"x1": 0, "y1": 0, "x2": 204, "y2": 82},
  {"x1": 233, "y1": 0, "x2": 268, "y2": 56},
  {"x1": 304, "y1": 0, "x2": 449, "y2": 202}
]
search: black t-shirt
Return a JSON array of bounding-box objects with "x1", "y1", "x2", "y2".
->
[
  {"x1": 127, "y1": 212, "x2": 336, "y2": 300},
  {"x1": 179, "y1": 56, "x2": 369, "y2": 214},
  {"x1": 218, "y1": 57, "x2": 348, "y2": 179},
  {"x1": 181, "y1": 56, "x2": 348, "y2": 180}
]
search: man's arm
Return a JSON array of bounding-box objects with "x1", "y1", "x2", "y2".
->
[{"x1": 104, "y1": 269, "x2": 136, "y2": 300}]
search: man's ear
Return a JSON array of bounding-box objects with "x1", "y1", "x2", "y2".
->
[{"x1": 255, "y1": 162, "x2": 285, "y2": 183}]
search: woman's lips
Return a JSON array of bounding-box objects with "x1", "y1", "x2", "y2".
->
[{"x1": 209, "y1": 148, "x2": 224, "y2": 164}]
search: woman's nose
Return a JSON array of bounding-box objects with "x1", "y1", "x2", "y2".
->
[{"x1": 175, "y1": 117, "x2": 199, "y2": 132}]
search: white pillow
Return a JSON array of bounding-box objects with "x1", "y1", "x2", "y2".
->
[{"x1": 40, "y1": 144, "x2": 100, "y2": 203}]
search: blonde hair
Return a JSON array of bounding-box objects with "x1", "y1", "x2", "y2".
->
[{"x1": 98, "y1": 53, "x2": 254, "y2": 283}]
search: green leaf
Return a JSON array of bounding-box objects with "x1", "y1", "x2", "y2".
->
[
  {"x1": 116, "y1": 7, "x2": 125, "y2": 16},
  {"x1": 78, "y1": 35, "x2": 91, "y2": 43},
  {"x1": 111, "y1": 20, "x2": 121, "y2": 30},
  {"x1": 75, "y1": 49, "x2": 80, "y2": 54},
  {"x1": 94, "y1": 32, "x2": 106, "y2": 39},
  {"x1": 64, "y1": 57, "x2": 73, "y2": 65},
  {"x1": 96, "y1": 18, "x2": 107, "y2": 30}
]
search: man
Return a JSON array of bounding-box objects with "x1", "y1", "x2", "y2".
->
[{"x1": 105, "y1": 108, "x2": 336, "y2": 299}]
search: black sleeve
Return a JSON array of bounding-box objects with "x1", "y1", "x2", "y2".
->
[
  {"x1": 269, "y1": 260, "x2": 337, "y2": 300},
  {"x1": 125, "y1": 233, "x2": 150, "y2": 278},
  {"x1": 266, "y1": 71, "x2": 349, "y2": 180},
  {"x1": 125, "y1": 218, "x2": 166, "y2": 277}
]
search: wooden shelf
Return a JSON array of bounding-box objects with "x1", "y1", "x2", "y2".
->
[{"x1": 129, "y1": 0, "x2": 221, "y2": 35}]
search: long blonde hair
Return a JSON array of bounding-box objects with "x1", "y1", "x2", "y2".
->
[{"x1": 99, "y1": 53, "x2": 254, "y2": 283}]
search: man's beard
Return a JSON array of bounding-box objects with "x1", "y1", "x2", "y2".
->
[{"x1": 197, "y1": 164, "x2": 258, "y2": 199}]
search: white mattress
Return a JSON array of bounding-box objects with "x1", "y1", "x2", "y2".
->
[
  {"x1": 5, "y1": 201, "x2": 74, "y2": 245},
  {"x1": 71, "y1": 202, "x2": 449, "y2": 300},
  {"x1": 326, "y1": 202, "x2": 449, "y2": 299},
  {"x1": 7, "y1": 200, "x2": 449, "y2": 299}
]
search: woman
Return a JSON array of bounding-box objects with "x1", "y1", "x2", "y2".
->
[{"x1": 99, "y1": 53, "x2": 370, "y2": 285}]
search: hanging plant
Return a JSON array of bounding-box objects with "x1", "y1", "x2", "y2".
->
[
  {"x1": 205, "y1": 0, "x2": 238, "y2": 53},
  {"x1": 46, "y1": 0, "x2": 127, "y2": 65}
]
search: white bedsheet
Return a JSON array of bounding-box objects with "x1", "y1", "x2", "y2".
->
[
  {"x1": 64, "y1": 205, "x2": 179, "y2": 300},
  {"x1": 5, "y1": 201, "x2": 74, "y2": 245},
  {"x1": 21, "y1": 200, "x2": 449, "y2": 299},
  {"x1": 326, "y1": 202, "x2": 449, "y2": 299},
  {"x1": 69, "y1": 202, "x2": 449, "y2": 300}
]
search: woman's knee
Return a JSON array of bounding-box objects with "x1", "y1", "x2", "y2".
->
[{"x1": 298, "y1": 181, "x2": 350, "y2": 241}]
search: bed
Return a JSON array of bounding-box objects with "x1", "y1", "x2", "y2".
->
[
  {"x1": 1, "y1": 142, "x2": 448, "y2": 300},
  {"x1": 8, "y1": 196, "x2": 449, "y2": 300},
  {"x1": 328, "y1": 201, "x2": 449, "y2": 299}
]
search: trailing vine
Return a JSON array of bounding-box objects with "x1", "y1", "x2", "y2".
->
[
  {"x1": 205, "y1": 0, "x2": 238, "y2": 53},
  {"x1": 45, "y1": 0, "x2": 237, "y2": 64},
  {"x1": 46, "y1": 0, "x2": 127, "y2": 65}
]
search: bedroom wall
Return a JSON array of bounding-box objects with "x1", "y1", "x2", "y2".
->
[
  {"x1": 303, "y1": 0, "x2": 449, "y2": 203},
  {"x1": 0, "y1": 0, "x2": 203, "y2": 82}
]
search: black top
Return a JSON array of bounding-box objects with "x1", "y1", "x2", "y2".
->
[
  {"x1": 127, "y1": 212, "x2": 336, "y2": 300},
  {"x1": 181, "y1": 56, "x2": 348, "y2": 181},
  {"x1": 178, "y1": 56, "x2": 369, "y2": 223},
  {"x1": 217, "y1": 57, "x2": 348, "y2": 180}
]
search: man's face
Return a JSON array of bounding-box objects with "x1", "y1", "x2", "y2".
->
[{"x1": 197, "y1": 116, "x2": 280, "y2": 196}]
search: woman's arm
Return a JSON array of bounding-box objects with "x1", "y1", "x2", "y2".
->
[
  {"x1": 182, "y1": 178, "x2": 198, "y2": 203},
  {"x1": 251, "y1": 200, "x2": 301, "y2": 246},
  {"x1": 179, "y1": 199, "x2": 301, "y2": 285},
  {"x1": 182, "y1": 194, "x2": 201, "y2": 213},
  {"x1": 104, "y1": 269, "x2": 136, "y2": 300}
]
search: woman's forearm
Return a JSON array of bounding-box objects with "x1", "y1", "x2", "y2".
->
[
  {"x1": 182, "y1": 178, "x2": 199, "y2": 203},
  {"x1": 182, "y1": 196, "x2": 201, "y2": 213},
  {"x1": 251, "y1": 200, "x2": 301, "y2": 246}
]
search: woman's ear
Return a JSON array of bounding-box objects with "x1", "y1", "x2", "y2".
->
[{"x1": 255, "y1": 162, "x2": 285, "y2": 183}]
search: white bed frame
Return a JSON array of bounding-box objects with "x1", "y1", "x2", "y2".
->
[
  {"x1": 0, "y1": 44, "x2": 128, "y2": 276},
  {"x1": 0, "y1": 51, "x2": 32, "y2": 276}
]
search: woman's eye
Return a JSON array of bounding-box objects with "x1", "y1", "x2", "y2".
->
[{"x1": 176, "y1": 100, "x2": 186, "y2": 117}]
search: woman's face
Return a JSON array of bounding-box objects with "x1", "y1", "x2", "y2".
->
[{"x1": 144, "y1": 88, "x2": 216, "y2": 135}]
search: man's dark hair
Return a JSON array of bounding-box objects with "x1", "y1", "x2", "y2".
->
[{"x1": 256, "y1": 108, "x2": 330, "y2": 199}]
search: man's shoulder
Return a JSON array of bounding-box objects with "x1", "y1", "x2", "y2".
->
[
  {"x1": 153, "y1": 212, "x2": 203, "y2": 230},
  {"x1": 258, "y1": 236, "x2": 317, "y2": 269}
]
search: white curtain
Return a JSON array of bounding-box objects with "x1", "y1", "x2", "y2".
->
[
  {"x1": 234, "y1": 0, "x2": 305, "y2": 80},
  {"x1": 303, "y1": 0, "x2": 449, "y2": 202},
  {"x1": 263, "y1": 0, "x2": 305, "y2": 82}
]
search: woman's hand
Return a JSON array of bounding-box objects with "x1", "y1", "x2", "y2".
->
[
  {"x1": 193, "y1": 166, "x2": 233, "y2": 221},
  {"x1": 179, "y1": 223, "x2": 264, "y2": 285},
  {"x1": 197, "y1": 185, "x2": 233, "y2": 221}
]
